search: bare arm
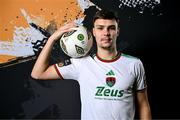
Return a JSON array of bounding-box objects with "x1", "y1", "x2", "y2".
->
[
  {"x1": 31, "y1": 22, "x2": 77, "y2": 80},
  {"x1": 136, "y1": 88, "x2": 152, "y2": 120}
]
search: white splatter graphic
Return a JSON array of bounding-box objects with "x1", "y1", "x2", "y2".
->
[
  {"x1": 77, "y1": 0, "x2": 160, "y2": 14},
  {"x1": 119, "y1": 0, "x2": 160, "y2": 13},
  {"x1": 0, "y1": 9, "x2": 46, "y2": 57},
  {"x1": 0, "y1": 8, "x2": 84, "y2": 57},
  {"x1": 77, "y1": 0, "x2": 100, "y2": 11},
  {"x1": 119, "y1": 0, "x2": 160, "y2": 8},
  {"x1": 0, "y1": 9, "x2": 45, "y2": 57},
  {"x1": 0, "y1": 27, "x2": 45, "y2": 57},
  {"x1": 74, "y1": 17, "x2": 84, "y2": 26}
]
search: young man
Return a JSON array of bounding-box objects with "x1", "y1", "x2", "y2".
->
[{"x1": 31, "y1": 9, "x2": 152, "y2": 120}]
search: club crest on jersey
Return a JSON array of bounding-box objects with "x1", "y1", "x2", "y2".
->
[
  {"x1": 106, "y1": 70, "x2": 116, "y2": 87},
  {"x1": 57, "y1": 59, "x2": 71, "y2": 67}
]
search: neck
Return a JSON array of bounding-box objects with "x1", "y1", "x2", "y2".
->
[{"x1": 97, "y1": 48, "x2": 118, "y2": 60}]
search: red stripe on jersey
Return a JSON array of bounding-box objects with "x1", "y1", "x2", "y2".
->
[{"x1": 54, "y1": 64, "x2": 63, "y2": 79}]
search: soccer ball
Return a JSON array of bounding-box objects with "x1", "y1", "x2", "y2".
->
[{"x1": 60, "y1": 25, "x2": 93, "y2": 58}]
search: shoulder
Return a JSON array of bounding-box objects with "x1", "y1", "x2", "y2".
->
[
  {"x1": 121, "y1": 53, "x2": 139, "y2": 60},
  {"x1": 121, "y1": 53, "x2": 141, "y2": 63},
  {"x1": 120, "y1": 53, "x2": 145, "y2": 70}
]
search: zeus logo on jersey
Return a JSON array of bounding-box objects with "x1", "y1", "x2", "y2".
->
[
  {"x1": 95, "y1": 70, "x2": 124, "y2": 99},
  {"x1": 95, "y1": 86, "x2": 124, "y2": 97}
]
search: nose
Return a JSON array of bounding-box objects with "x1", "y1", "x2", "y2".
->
[{"x1": 103, "y1": 28, "x2": 110, "y2": 36}]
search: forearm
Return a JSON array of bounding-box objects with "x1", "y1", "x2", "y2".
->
[
  {"x1": 31, "y1": 37, "x2": 56, "y2": 79},
  {"x1": 139, "y1": 104, "x2": 152, "y2": 120},
  {"x1": 137, "y1": 89, "x2": 152, "y2": 120}
]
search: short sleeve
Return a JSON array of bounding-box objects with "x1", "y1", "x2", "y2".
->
[
  {"x1": 54, "y1": 58, "x2": 79, "y2": 80},
  {"x1": 133, "y1": 59, "x2": 147, "y2": 90}
]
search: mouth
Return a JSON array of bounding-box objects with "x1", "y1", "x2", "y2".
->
[{"x1": 101, "y1": 38, "x2": 112, "y2": 42}]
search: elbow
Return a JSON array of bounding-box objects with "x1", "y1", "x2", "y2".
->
[{"x1": 31, "y1": 72, "x2": 40, "y2": 80}]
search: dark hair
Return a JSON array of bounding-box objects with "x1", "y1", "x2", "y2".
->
[{"x1": 93, "y1": 9, "x2": 119, "y2": 24}]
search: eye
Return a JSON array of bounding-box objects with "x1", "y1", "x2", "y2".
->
[
  {"x1": 97, "y1": 27, "x2": 103, "y2": 30},
  {"x1": 109, "y1": 26, "x2": 116, "y2": 30}
]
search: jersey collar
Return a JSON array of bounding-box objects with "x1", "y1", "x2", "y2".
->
[{"x1": 96, "y1": 52, "x2": 121, "y2": 63}]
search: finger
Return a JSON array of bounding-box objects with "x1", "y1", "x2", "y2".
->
[{"x1": 62, "y1": 23, "x2": 78, "y2": 32}]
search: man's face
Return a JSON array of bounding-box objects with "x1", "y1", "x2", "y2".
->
[{"x1": 93, "y1": 19, "x2": 119, "y2": 49}]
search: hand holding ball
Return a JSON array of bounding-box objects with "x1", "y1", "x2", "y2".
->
[{"x1": 60, "y1": 25, "x2": 93, "y2": 58}]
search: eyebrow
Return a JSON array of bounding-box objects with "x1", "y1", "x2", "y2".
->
[
  {"x1": 94, "y1": 25, "x2": 116, "y2": 29},
  {"x1": 95, "y1": 25, "x2": 116, "y2": 27}
]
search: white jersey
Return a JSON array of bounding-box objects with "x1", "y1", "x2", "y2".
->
[{"x1": 54, "y1": 53, "x2": 147, "y2": 120}]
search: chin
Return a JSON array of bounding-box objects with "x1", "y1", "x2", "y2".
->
[
  {"x1": 101, "y1": 45, "x2": 113, "y2": 49},
  {"x1": 102, "y1": 43, "x2": 112, "y2": 47}
]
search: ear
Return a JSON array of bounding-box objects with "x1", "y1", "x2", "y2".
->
[{"x1": 117, "y1": 27, "x2": 120, "y2": 36}]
